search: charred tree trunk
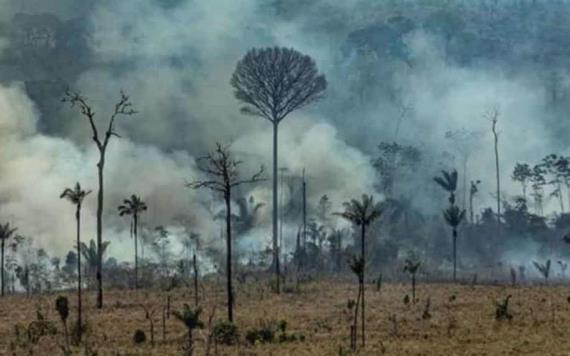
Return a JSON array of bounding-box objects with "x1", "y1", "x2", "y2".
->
[
  {"x1": 193, "y1": 252, "x2": 198, "y2": 307},
  {"x1": 134, "y1": 213, "x2": 139, "y2": 289},
  {"x1": 76, "y1": 204, "x2": 83, "y2": 340},
  {"x1": 492, "y1": 117, "x2": 501, "y2": 234},
  {"x1": 1, "y1": 239, "x2": 4, "y2": 297},
  {"x1": 225, "y1": 191, "x2": 234, "y2": 322},
  {"x1": 452, "y1": 228, "x2": 457, "y2": 282},
  {"x1": 273, "y1": 122, "x2": 280, "y2": 294},
  {"x1": 96, "y1": 156, "x2": 105, "y2": 309},
  {"x1": 360, "y1": 223, "x2": 366, "y2": 348}
]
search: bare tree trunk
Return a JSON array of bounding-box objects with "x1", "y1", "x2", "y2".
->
[
  {"x1": 273, "y1": 122, "x2": 280, "y2": 294},
  {"x1": 193, "y1": 252, "x2": 198, "y2": 307},
  {"x1": 566, "y1": 183, "x2": 570, "y2": 212},
  {"x1": 412, "y1": 273, "x2": 416, "y2": 303},
  {"x1": 352, "y1": 282, "x2": 362, "y2": 351},
  {"x1": 76, "y1": 205, "x2": 82, "y2": 341},
  {"x1": 469, "y1": 189, "x2": 474, "y2": 225},
  {"x1": 134, "y1": 214, "x2": 138, "y2": 289},
  {"x1": 360, "y1": 223, "x2": 366, "y2": 348},
  {"x1": 462, "y1": 157, "x2": 468, "y2": 211},
  {"x1": 1, "y1": 239, "x2": 4, "y2": 297},
  {"x1": 302, "y1": 169, "x2": 307, "y2": 264},
  {"x1": 492, "y1": 119, "x2": 501, "y2": 233},
  {"x1": 558, "y1": 183, "x2": 565, "y2": 213},
  {"x1": 225, "y1": 191, "x2": 234, "y2": 322},
  {"x1": 96, "y1": 156, "x2": 105, "y2": 309},
  {"x1": 452, "y1": 228, "x2": 457, "y2": 282}
]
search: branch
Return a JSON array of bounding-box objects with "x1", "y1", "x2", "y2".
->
[{"x1": 62, "y1": 89, "x2": 102, "y2": 150}]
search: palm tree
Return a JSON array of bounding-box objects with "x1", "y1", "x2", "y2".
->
[
  {"x1": 235, "y1": 195, "x2": 265, "y2": 235},
  {"x1": 80, "y1": 239, "x2": 111, "y2": 288},
  {"x1": 434, "y1": 170, "x2": 459, "y2": 205},
  {"x1": 335, "y1": 194, "x2": 382, "y2": 348},
  {"x1": 0, "y1": 223, "x2": 17, "y2": 296},
  {"x1": 434, "y1": 170, "x2": 465, "y2": 281},
  {"x1": 118, "y1": 195, "x2": 147, "y2": 289},
  {"x1": 404, "y1": 258, "x2": 421, "y2": 303},
  {"x1": 60, "y1": 182, "x2": 91, "y2": 339}
]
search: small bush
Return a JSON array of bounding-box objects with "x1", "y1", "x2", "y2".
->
[
  {"x1": 133, "y1": 329, "x2": 146, "y2": 344},
  {"x1": 246, "y1": 327, "x2": 275, "y2": 345},
  {"x1": 245, "y1": 319, "x2": 301, "y2": 345},
  {"x1": 213, "y1": 321, "x2": 239, "y2": 345}
]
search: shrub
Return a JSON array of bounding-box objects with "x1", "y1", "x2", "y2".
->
[
  {"x1": 133, "y1": 329, "x2": 146, "y2": 344},
  {"x1": 213, "y1": 321, "x2": 239, "y2": 345},
  {"x1": 245, "y1": 319, "x2": 301, "y2": 345},
  {"x1": 245, "y1": 326, "x2": 275, "y2": 345}
]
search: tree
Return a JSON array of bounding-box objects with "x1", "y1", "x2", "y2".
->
[
  {"x1": 231, "y1": 47, "x2": 327, "y2": 293},
  {"x1": 554, "y1": 156, "x2": 570, "y2": 209},
  {"x1": 530, "y1": 164, "x2": 546, "y2": 216},
  {"x1": 335, "y1": 194, "x2": 382, "y2": 348},
  {"x1": 542, "y1": 154, "x2": 565, "y2": 213},
  {"x1": 63, "y1": 90, "x2": 136, "y2": 308},
  {"x1": 80, "y1": 239, "x2": 111, "y2": 288},
  {"x1": 533, "y1": 260, "x2": 551, "y2": 284},
  {"x1": 403, "y1": 257, "x2": 421, "y2": 303},
  {"x1": 0, "y1": 223, "x2": 17, "y2": 296},
  {"x1": 187, "y1": 143, "x2": 264, "y2": 322},
  {"x1": 488, "y1": 108, "x2": 501, "y2": 229},
  {"x1": 118, "y1": 195, "x2": 147, "y2": 289},
  {"x1": 469, "y1": 180, "x2": 481, "y2": 224},
  {"x1": 173, "y1": 304, "x2": 203, "y2": 355},
  {"x1": 443, "y1": 205, "x2": 466, "y2": 281},
  {"x1": 153, "y1": 226, "x2": 170, "y2": 278},
  {"x1": 373, "y1": 142, "x2": 421, "y2": 198},
  {"x1": 434, "y1": 170, "x2": 466, "y2": 281},
  {"x1": 60, "y1": 182, "x2": 91, "y2": 340},
  {"x1": 348, "y1": 255, "x2": 364, "y2": 351},
  {"x1": 512, "y1": 163, "x2": 532, "y2": 201}
]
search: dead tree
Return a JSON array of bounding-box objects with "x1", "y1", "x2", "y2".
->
[
  {"x1": 488, "y1": 108, "x2": 501, "y2": 232},
  {"x1": 231, "y1": 47, "x2": 327, "y2": 293},
  {"x1": 187, "y1": 143, "x2": 264, "y2": 322},
  {"x1": 63, "y1": 90, "x2": 136, "y2": 309}
]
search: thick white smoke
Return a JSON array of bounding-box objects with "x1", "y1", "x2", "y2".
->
[{"x1": 0, "y1": 0, "x2": 568, "y2": 264}]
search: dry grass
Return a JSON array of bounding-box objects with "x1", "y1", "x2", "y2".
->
[{"x1": 2, "y1": 280, "x2": 570, "y2": 355}]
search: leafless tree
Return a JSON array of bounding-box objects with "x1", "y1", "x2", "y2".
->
[
  {"x1": 487, "y1": 107, "x2": 501, "y2": 231},
  {"x1": 63, "y1": 90, "x2": 136, "y2": 308},
  {"x1": 231, "y1": 47, "x2": 327, "y2": 293},
  {"x1": 187, "y1": 143, "x2": 264, "y2": 322}
]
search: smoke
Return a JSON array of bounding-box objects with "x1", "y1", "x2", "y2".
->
[{"x1": 0, "y1": 0, "x2": 568, "y2": 266}]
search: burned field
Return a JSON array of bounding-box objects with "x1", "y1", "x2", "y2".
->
[{"x1": 2, "y1": 280, "x2": 570, "y2": 355}]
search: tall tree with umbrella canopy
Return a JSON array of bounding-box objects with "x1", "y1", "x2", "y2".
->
[
  {"x1": 118, "y1": 195, "x2": 147, "y2": 289},
  {"x1": 60, "y1": 182, "x2": 91, "y2": 340},
  {"x1": 231, "y1": 47, "x2": 327, "y2": 293}
]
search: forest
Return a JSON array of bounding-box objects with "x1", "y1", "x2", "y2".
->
[{"x1": 2, "y1": 0, "x2": 570, "y2": 354}]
